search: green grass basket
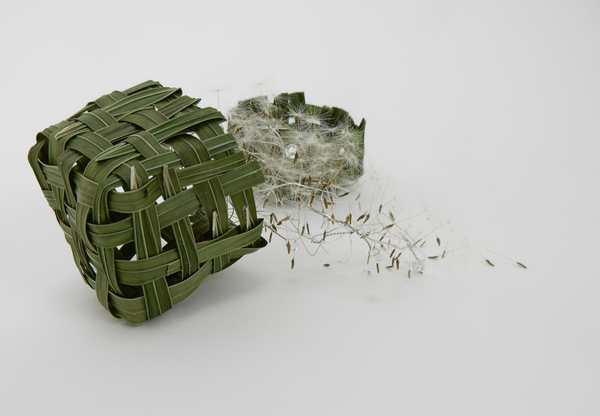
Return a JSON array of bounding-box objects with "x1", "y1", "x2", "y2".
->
[{"x1": 28, "y1": 81, "x2": 267, "y2": 324}]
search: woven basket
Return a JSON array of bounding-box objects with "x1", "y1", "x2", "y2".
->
[{"x1": 28, "y1": 81, "x2": 267, "y2": 324}]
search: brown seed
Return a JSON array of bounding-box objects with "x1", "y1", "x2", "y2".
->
[
  {"x1": 436, "y1": 237, "x2": 441, "y2": 246},
  {"x1": 379, "y1": 204, "x2": 382, "y2": 213},
  {"x1": 323, "y1": 263, "x2": 330, "y2": 267},
  {"x1": 376, "y1": 263, "x2": 380, "y2": 273},
  {"x1": 291, "y1": 258, "x2": 295, "y2": 269},
  {"x1": 286, "y1": 241, "x2": 291, "y2": 254},
  {"x1": 486, "y1": 259, "x2": 495, "y2": 267},
  {"x1": 517, "y1": 262, "x2": 527, "y2": 269}
]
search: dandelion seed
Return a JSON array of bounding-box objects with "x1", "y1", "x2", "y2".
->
[
  {"x1": 212, "y1": 211, "x2": 219, "y2": 236},
  {"x1": 437, "y1": 237, "x2": 441, "y2": 246},
  {"x1": 130, "y1": 166, "x2": 138, "y2": 190},
  {"x1": 378, "y1": 204, "x2": 382, "y2": 213},
  {"x1": 324, "y1": 263, "x2": 330, "y2": 267},
  {"x1": 376, "y1": 263, "x2": 380, "y2": 273},
  {"x1": 517, "y1": 262, "x2": 527, "y2": 269},
  {"x1": 486, "y1": 259, "x2": 495, "y2": 267},
  {"x1": 291, "y1": 258, "x2": 295, "y2": 269},
  {"x1": 286, "y1": 241, "x2": 291, "y2": 254},
  {"x1": 244, "y1": 206, "x2": 252, "y2": 231}
]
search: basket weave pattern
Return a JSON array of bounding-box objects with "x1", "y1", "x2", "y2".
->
[{"x1": 28, "y1": 81, "x2": 266, "y2": 324}]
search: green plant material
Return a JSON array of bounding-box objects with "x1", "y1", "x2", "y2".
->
[{"x1": 28, "y1": 80, "x2": 267, "y2": 324}]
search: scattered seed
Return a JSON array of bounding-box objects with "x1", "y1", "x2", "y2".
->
[
  {"x1": 436, "y1": 237, "x2": 441, "y2": 246},
  {"x1": 291, "y1": 258, "x2": 295, "y2": 269},
  {"x1": 516, "y1": 262, "x2": 527, "y2": 269},
  {"x1": 486, "y1": 259, "x2": 495, "y2": 267},
  {"x1": 323, "y1": 263, "x2": 330, "y2": 267}
]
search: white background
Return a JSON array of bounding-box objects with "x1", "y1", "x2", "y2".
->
[{"x1": 2, "y1": 0, "x2": 599, "y2": 414}]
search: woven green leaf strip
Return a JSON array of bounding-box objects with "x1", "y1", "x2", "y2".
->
[{"x1": 29, "y1": 81, "x2": 267, "y2": 324}]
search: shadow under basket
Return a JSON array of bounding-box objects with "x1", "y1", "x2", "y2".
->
[{"x1": 28, "y1": 80, "x2": 267, "y2": 324}]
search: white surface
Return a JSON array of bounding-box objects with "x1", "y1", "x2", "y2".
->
[{"x1": 2, "y1": 1, "x2": 599, "y2": 414}]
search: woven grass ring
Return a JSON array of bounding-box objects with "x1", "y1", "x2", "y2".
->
[{"x1": 28, "y1": 81, "x2": 267, "y2": 324}]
